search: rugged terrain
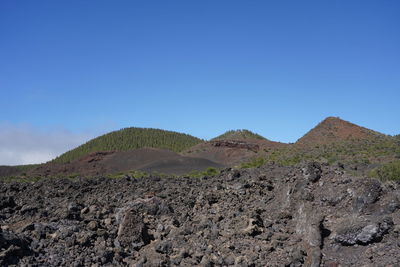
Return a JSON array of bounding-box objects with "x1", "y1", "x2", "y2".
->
[{"x1": 2, "y1": 163, "x2": 400, "y2": 266}]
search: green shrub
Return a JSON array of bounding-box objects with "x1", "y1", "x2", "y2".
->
[
  {"x1": 204, "y1": 167, "x2": 219, "y2": 176},
  {"x1": 68, "y1": 173, "x2": 79, "y2": 179},
  {"x1": 278, "y1": 155, "x2": 302, "y2": 166},
  {"x1": 240, "y1": 158, "x2": 266, "y2": 169},
  {"x1": 186, "y1": 167, "x2": 220, "y2": 178},
  {"x1": 369, "y1": 161, "x2": 400, "y2": 181},
  {"x1": 187, "y1": 170, "x2": 202, "y2": 178},
  {"x1": 106, "y1": 170, "x2": 149, "y2": 179}
]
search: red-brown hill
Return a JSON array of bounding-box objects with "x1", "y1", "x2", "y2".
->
[{"x1": 296, "y1": 117, "x2": 386, "y2": 146}]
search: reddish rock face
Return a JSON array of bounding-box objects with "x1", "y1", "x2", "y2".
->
[{"x1": 210, "y1": 140, "x2": 260, "y2": 152}]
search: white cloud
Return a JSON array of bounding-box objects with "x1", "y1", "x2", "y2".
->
[{"x1": 0, "y1": 123, "x2": 94, "y2": 165}]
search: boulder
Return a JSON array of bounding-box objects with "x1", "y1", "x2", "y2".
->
[
  {"x1": 302, "y1": 162, "x2": 322, "y2": 183},
  {"x1": 114, "y1": 207, "x2": 152, "y2": 251},
  {"x1": 352, "y1": 179, "x2": 382, "y2": 213},
  {"x1": 0, "y1": 229, "x2": 31, "y2": 266},
  {"x1": 0, "y1": 196, "x2": 16, "y2": 210},
  {"x1": 334, "y1": 216, "x2": 393, "y2": 245}
]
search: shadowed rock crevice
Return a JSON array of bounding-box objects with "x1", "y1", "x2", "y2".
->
[{"x1": 320, "y1": 222, "x2": 332, "y2": 250}]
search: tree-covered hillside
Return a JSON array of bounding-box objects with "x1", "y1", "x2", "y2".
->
[
  {"x1": 212, "y1": 129, "x2": 266, "y2": 141},
  {"x1": 53, "y1": 127, "x2": 204, "y2": 163}
]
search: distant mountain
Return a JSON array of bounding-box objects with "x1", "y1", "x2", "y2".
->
[
  {"x1": 212, "y1": 129, "x2": 266, "y2": 141},
  {"x1": 185, "y1": 129, "x2": 286, "y2": 166},
  {"x1": 296, "y1": 117, "x2": 385, "y2": 145},
  {"x1": 3, "y1": 118, "x2": 398, "y2": 180},
  {"x1": 53, "y1": 127, "x2": 204, "y2": 163}
]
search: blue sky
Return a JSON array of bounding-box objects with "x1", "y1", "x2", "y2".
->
[{"x1": 1, "y1": 1, "x2": 399, "y2": 164}]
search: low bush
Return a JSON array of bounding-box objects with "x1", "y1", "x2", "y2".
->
[
  {"x1": 204, "y1": 167, "x2": 219, "y2": 176},
  {"x1": 240, "y1": 158, "x2": 266, "y2": 168},
  {"x1": 187, "y1": 167, "x2": 220, "y2": 178},
  {"x1": 369, "y1": 161, "x2": 400, "y2": 181},
  {"x1": 107, "y1": 170, "x2": 149, "y2": 179}
]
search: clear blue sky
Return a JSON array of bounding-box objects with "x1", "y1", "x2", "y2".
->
[{"x1": 1, "y1": 1, "x2": 399, "y2": 164}]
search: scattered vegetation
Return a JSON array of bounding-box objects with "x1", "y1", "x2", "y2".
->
[
  {"x1": 14, "y1": 164, "x2": 41, "y2": 172},
  {"x1": 0, "y1": 176, "x2": 43, "y2": 183},
  {"x1": 187, "y1": 167, "x2": 220, "y2": 178},
  {"x1": 212, "y1": 129, "x2": 266, "y2": 141},
  {"x1": 240, "y1": 157, "x2": 267, "y2": 168},
  {"x1": 106, "y1": 170, "x2": 150, "y2": 179},
  {"x1": 53, "y1": 127, "x2": 204, "y2": 163},
  {"x1": 260, "y1": 136, "x2": 400, "y2": 168},
  {"x1": 369, "y1": 161, "x2": 400, "y2": 181},
  {"x1": 105, "y1": 167, "x2": 220, "y2": 179},
  {"x1": 68, "y1": 173, "x2": 79, "y2": 179}
]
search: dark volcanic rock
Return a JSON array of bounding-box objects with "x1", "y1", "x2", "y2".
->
[
  {"x1": 334, "y1": 216, "x2": 393, "y2": 246},
  {"x1": 352, "y1": 179, "x2": 382, "y2": 213},
  {"x1": 302, "y1": 162, "x2": 322, "y2": 183},
  {"x1": 115, "y1": 207, "x2": 151, "y2": 251},
  {"x1": 1, "y1": 164, "x2": 400, "y2": 266},
  {"x1": 155, "y1": 240, "x2": 173, "y2": 254},
  {"x1": 0, "y1": 196, "x2": 16, "y2": 210},
  {"x1": 0, "y1": 229, "x2": 31, "y2": 266}
]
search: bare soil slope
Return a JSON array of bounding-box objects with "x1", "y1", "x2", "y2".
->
[
  {"x1": 28, "y1": 148, "x2": 223, "y2": 177},
  {"x1": 0, "y1": 166, "x2": 20, "y2": 177}
]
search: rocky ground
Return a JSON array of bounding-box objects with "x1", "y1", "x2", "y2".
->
[{"x1": 1, "y1": 163, "x2": 400, "y2": 266}]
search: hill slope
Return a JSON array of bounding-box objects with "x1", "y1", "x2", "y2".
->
[
  {"x1": 0, "y1": 166, "x2": 20, "y2": 177},
  {"x1": 212, "y1": 129, "x2": 266, "y2": 141},
  {"x1": 30, "y1": 148, "x2": 222, "y2": 177},
  {"x1": 296, "y1": 117, "x2": 385, "y2": 145},
  {"x1": 53, "y1": 127, "x2": 204, "y2": 163}
]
